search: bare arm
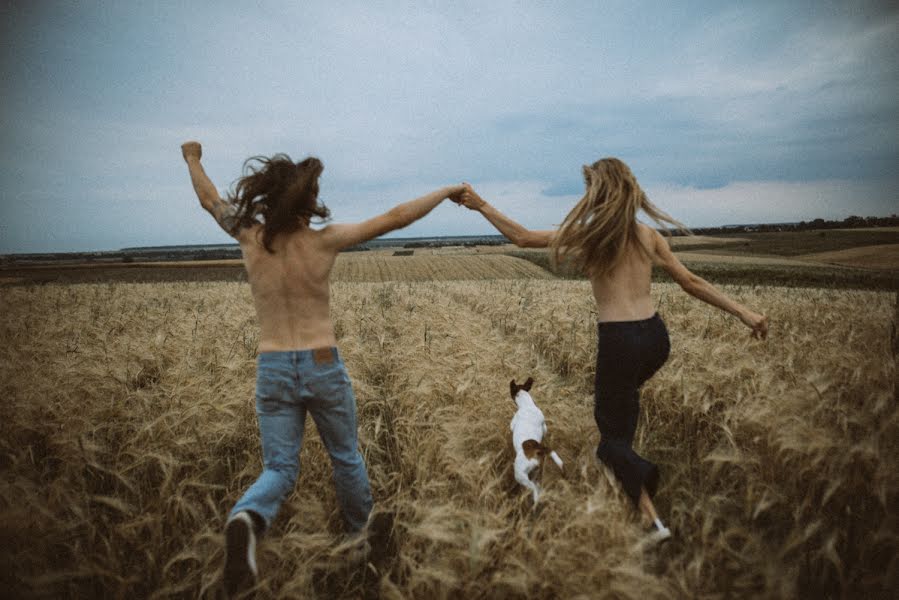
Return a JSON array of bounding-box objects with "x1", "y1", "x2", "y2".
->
[
  {"x1": 457, "y1": 186, "x2": 555, "y2": 248},
  {"x1": 651, "y1": 228, "x2": 768, "y2": 339},
  {"x1": 320, "y1": 185, "x2": 465, "y2": 251},
  {"x1": 181, "y1": 141, "x2": 244, "y2": 238}
]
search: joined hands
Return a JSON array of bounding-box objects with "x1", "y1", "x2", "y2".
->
[{"x1": 452, "y1": 183, "x2": 487, "y2": 211}]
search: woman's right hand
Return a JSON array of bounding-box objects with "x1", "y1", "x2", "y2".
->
[
  {"x1": 741, "y1": 310, "x2": 769, "y2": 339},
  {"x1": 457, "y1": 184, "x2": 487, "y2": 211}
]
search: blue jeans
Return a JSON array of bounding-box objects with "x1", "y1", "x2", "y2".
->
[{"x1": 230, "y1": 347, "x2": 373, "y2": 533}]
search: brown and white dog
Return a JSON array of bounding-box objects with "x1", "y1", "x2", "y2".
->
[{"x1": 510, "y1": 377, "x2": 563, "y2": 504}]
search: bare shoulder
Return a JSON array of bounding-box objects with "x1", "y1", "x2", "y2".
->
[
  {"x1": 313, "y1": 223, "x2": 344, "y2": 247},
  {"x1": 205, "y1": 198, "x2": 258, "y2": 243},
  {"x1": 635, "y1": 223, "x2": 663, "y2": 254},
  {"x1": 636, "y1": 222, "x2": 659, "y2": 240},
  {"x1": 301, "y1": 225, "x2": 341, "y2": 256},
  {"x1": 637, "y1": 223, "x2": 674, "y2": 265},
  {"x1": 236, "y1": 222, "x2": 262, "y2": 245}
]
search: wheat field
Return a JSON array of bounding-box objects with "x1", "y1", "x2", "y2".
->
[{"x1": 0, "y1": 275, "x2": 896, "y2": 598}]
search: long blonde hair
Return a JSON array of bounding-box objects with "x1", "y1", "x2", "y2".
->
[{"x1": 551, "y1": 158, "x2": 689, "y2": 276}]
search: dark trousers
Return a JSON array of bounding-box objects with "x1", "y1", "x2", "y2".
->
[{"x1": 594, "y1": 313, "x2": 670, "y2": 506}]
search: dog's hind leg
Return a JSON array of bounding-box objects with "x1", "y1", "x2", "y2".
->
[{"x1": 514, "y1": 461, "x2": 541, "y2": 504}]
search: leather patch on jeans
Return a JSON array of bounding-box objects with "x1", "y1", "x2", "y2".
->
[{"x1": 313, "y1": 347, "x2": 334, "y2": 365}]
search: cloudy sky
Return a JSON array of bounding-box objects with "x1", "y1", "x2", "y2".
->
[{"x1": 1, "y1": 1, "x2": 897, "y2": 253}]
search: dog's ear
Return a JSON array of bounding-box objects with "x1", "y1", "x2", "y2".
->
[
  {"x1": 510, "y1": 379, "x2": 518, "y2": 400},
  {"x1": 523, "y1": 377, "x2": 534, "y2": 391}
]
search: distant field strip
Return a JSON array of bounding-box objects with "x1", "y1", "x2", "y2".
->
[
  {"x1": 0, "y1": 254, "x2": 555, "y2": 285},
  {"x1": 799, "y1": 243, "x2": 899, "y2": 269},
  {"x1": 674, "y1": 251, "x2": 827, "y2": 267},
  {"x1": 667, "y1": 235, "x2": 750, "y2": 247},
  {"x1": 331, "y1": 254, "x2": 555, "y2": 281}
]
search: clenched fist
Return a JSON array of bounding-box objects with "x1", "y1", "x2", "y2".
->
[{"x1": 181, "y1": 141, "x2": 202, "y2": 162}]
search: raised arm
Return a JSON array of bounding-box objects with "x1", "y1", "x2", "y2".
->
[
  {"x1": 457, "y1": 186, "x2": 555, "y2": 248},
  {"x1": 651, "y1": 228, "x2": 768, "y2": 339},
  {"x1": 320, "y1": 185, "x2": 465, "y2": 251},
  {"x1": 180, "y1": 141, "x2": 244, "y2": 238}
]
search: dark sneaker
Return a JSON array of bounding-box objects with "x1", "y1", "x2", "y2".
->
[
  {"x1": 366, "y1": 510, "x2": 395, "y2": 559},
  {"x1": 224, "y1": 511, "x2": 258, "y2": 598}
]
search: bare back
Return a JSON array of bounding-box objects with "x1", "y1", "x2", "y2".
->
[
  {"x1": 588, "y1": 223, "x2": 658, "y2": 322},
  {"x1": 238, "y1": 225, "x2": 340, "y2": 352}
]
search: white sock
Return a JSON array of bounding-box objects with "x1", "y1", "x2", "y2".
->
[{"x1": 653, "y1": 518, "x2": 666, "y2": 531}]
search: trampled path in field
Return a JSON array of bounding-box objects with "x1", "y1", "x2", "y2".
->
[{"x1": 330, "y1": 280, "x2": 667, "y2": 596}]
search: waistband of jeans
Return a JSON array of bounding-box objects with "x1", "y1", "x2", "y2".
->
[
  {"x1": 257, "y1": 346, "x2": 340, "y2": 365},
  {"x1": 597, "y1": 312, "x2": 661, "y2": 329}
]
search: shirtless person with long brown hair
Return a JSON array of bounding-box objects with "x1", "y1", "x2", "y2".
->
[
  {"x1": 456, "y1": 158, "x2": 768, "y2": 541},
  {"x1": 181, "y1": 141, "x2": 464, "y2": 596}
]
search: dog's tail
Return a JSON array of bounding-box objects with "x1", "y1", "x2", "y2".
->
[{"x1": 548, "y1": 449, "x2": 563, "y2": 470}]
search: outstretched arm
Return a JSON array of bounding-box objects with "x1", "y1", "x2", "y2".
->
[
  {"x1": 457, "y1": 186, "x2": 555, "y2": 248},
  {"x1": 181, "y1": 141, "x2": 244, "y2": 238},
  {"x1": 651, "y1": 228, "x2": 768, "y2": 339},
  {"x1": 320, "y1": 185, "x2": 465, "y2": 251}
]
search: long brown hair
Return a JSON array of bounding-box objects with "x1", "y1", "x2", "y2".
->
[
  {"x1": 550, "y1": 158, "x2": 689, "y2": 276},
  {"x1": 226, "y1": 154, "x2": 330, "y2": 252}
]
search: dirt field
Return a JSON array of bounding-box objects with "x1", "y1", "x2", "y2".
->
[
  {"x1": 330, "y1": 254, "x2": 555, "y2": 281},
  {"x1": 1, "y1": 278, "x2": 895, "y2": 598}
]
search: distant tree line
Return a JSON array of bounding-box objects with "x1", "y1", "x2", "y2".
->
[{"x1": 683, "y1": 214, "x2": 899, "y2": 236}]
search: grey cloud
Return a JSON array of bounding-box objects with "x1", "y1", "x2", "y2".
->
[{"x1": 1, "y1": 1, "x2": 896, "y2": 252}]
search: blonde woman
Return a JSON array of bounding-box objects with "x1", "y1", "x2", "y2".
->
[{"x1": 456, "y1": 158, "x2": 768, "y2": 541}]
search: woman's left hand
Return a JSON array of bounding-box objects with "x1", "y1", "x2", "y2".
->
[
  {"x1": 457, "y1": 184, "x2": 487, "y2": 211},
  {"x1": 741, "y1": 310, "x2": 769, "y2": 340}
]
